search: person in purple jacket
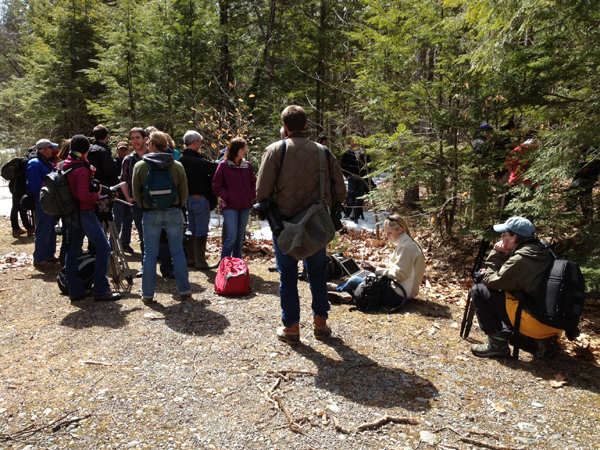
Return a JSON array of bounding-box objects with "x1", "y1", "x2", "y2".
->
[
  {"x1": 212, "y1": 137, "x2": 257, "y2": 260},
  {"x1": 63, "y1": 135, "x2": 121, "y2": 302}
]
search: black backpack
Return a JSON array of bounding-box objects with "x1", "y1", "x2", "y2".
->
[
  {"x1": 1, "y1": 157, "x2": 20, "y2": 181},
  {"x1": 513, "y1": 242, "x2": 585, "y2": 357},
  {"x1": 57, "y1": 255, "x2": 96, "y2": 295},
  {"x1": 352, "y1": 275, "x2": 407, "y2": 311}
]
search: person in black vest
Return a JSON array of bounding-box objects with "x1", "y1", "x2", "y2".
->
[{"x1": 9, "y1": 147, "x2": 35, "y2": 237}]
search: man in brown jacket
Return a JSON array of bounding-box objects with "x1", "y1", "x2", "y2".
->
[{"x1": 256, "y1": 105, "x2": 346, "y2": 344}]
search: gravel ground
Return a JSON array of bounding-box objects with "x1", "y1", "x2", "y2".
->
[{"x1": 1, "y1": 217, "x2": 599, "y2": 450}]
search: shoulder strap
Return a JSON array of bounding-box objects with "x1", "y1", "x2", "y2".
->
[
  {"x1": 316, "y1": 143, "x2": 326, "y2": 200},
  {"x1": 280, "y1": 139, "x2": 287, "y2": 167}
]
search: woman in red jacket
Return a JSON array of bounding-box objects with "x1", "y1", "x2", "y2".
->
[
  {"x1": 63, "y1": 135, "x2": 120, "y2": 302},
  {"x1": 212, "y1": 137, "x2": 257, "y2": 260}
]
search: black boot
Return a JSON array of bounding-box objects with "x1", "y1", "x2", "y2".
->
[
  {"x1": 471, "y1": 335, "x2": 511, "y2": 358},
  {"x1": 186, "y1": 235, "x2": 196, "y2": 267},
  {"x1": 195, "y1": 236, "x2": 218, "y2": 270}
]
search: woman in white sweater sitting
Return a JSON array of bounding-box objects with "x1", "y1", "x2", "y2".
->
[{"x1": 331, "y1": 215, "x2": 426, "y2": 306}]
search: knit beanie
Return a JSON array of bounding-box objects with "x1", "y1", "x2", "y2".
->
[{"x1": 70, "y1": 135, "x2": 91, "y2": 155}]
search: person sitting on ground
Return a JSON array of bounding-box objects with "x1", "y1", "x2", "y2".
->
[
  {"x1": 329, "y1": 215, "x2": 425, "y2": 307},
  {"x1": 469, "y1": 216, "x2": 562, "y2": 358},
  {"x1": 63, "y1": 135, "x2": 121, "y2": 302}
]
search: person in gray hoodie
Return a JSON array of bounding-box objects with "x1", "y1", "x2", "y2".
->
[{"x1": 132, "y1": 131, "x2": 190, "y2": 304}]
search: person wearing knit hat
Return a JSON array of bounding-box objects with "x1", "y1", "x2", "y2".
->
[{"x1": 62, "y1": 134, "x2": 121, "y2": 302}]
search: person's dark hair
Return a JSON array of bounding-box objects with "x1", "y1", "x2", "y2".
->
[
  {"x1": 145, "y1": 126, "x2": 158, "y2": 137},
  {"x1": 148, "y1": 131, "x2": 168, "y2": 152},
  {"x1": 281, "y1": 105, "x2": 307, "y2": 133},
  {"x1": 225, "y1": 137, "x2": 247, "y2": 161},
  {"x1": 506, "y1": 230, "x2": 531, "y2": 244},
  {"x1": 130, "y1": 127, "x2": 147, "y2": 139},
  {"x1": 317, "y1": 136, "x2": 327, "y2": 144},
  {"x1": 93, "y1": 125, "x2": 109, "y2": 141}
]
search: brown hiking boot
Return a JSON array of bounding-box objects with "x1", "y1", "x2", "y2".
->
[
  {"x1": 326, "y1": 282, "x2": 339, "y2": 291},
  {"x1": 313, "y1": 316, "x2": 332, "y2": 340},
  {"x1": 276, "y1": 323, "x2": 300, "y2": 345}
]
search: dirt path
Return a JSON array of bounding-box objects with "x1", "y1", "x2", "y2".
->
[{"x1": 1, "y1": 217, "x2": 599, "y2": 449}]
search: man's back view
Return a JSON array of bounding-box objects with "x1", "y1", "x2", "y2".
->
[{"x1": 256, "y1": 105, "x2": 346, "y2": 344}]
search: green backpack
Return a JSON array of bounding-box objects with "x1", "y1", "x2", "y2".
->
[{"x1": 143, "y1": 162, "x2": 178, "y2": 210}]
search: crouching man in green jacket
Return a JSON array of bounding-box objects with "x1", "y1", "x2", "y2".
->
[{"x1": 470, "y1": 216, "x2": 562, "y2": 358}]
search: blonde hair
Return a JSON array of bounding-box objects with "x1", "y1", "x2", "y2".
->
[
  {"x1": 384, "y1": 215, "x2": 423, "y2": 251},
  {"x1": 165, "y1": 133, "x2": 175, "y2": 150},
  {"x1": 148, "y1": 131, "x2": 168, "y2": 152}
]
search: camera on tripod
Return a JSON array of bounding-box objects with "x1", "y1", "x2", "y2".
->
[{"x1": 253, "y1": 200, "x2": 284, "y2": 237}]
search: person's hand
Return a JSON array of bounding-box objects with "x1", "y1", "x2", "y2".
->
[
  {"x1": 493, "y1": 239, "x2": 511, "y2": 253},
  {"x1": 361, "y1": 261, "x2": 376, "y2": 272}
]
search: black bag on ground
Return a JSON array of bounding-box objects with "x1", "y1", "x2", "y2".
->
[
  {"x1": 352, "y1": 275, "x2": 407, "y2": 311},
  {"x1": 57, "y1": 256, "x2": 96, "y2": 295}
]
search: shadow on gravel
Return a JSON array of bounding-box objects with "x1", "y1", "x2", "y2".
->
[
  {"x1": 145, "y1": 299, "x2": 230, "y2": 336},
  {"x1": 60, "y1": 301, "x2": 142, "y2": 329},
  {"x1": 292, "y1": 336, "x2": 438, "y2": 410},
  {"x1": 496, "y1": 351, "x2": 600, "y2": 394},
  {"x1": 348, "y1": 298, "x2": 453, "y2": 318}
]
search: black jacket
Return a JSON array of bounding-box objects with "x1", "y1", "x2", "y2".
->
[
  {"x1": 88, "y1": 140, "x2": 119, "y2": 187},
  {"x1": 178, "y1": 149, "x2": 218, "y2": 197}
]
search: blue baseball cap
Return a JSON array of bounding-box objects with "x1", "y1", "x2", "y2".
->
[{"x1": 493, "y1": 216, "x2": 536, "y2": 238}]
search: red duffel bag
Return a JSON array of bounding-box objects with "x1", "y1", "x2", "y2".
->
[{"x1": 215, "y1": 257, "x2": 250, "y2": 295}]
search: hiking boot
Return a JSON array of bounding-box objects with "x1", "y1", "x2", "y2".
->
[
  {"x1": 313, "y1": 316, "x2": 332, "y2": 340},
  {"x1": 12, "y1": 228, "x2": 26, "y2": 237},
  {"x1": 195, "y1": 236, "x2": 218, "y2": 270},
  {"x1": 33, "y1": 260, "x2": 57, "y2": 270},
  {"x1": 186, "y1": 235, "x2": 196, "y2": 267},
  {"x1": 70, "y1": 289, "x2": 92, "y2": 302},
  {"x1": 471, "y1": 336, "x2": 511, "y2": 358},
  {"x1": 142, "y1": 296, "x2": 156, "y2": 305},
  {"x1": 276, "y1": 323, "x2": 300, "y2": 345},
  {"x1": 180, "y1": 292, "x2": 193, "y2": 301},
  {"x1": 536, "y1": 335, "x2": 559, "y2": 359},
  {"x1": 26, "y1": 228, "x2": 35, "y2": 237}
]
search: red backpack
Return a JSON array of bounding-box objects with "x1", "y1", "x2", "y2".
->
[{"x1": 215, "y1": 257, "x2": 250, "y2": 295}]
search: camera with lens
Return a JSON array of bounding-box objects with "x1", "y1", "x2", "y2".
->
[
  {"x1": 331, "y1": 202, "x2": 344, "y2": 231},
  {"x1": 253, "y1": 200, "x2": 284, "y2": 237}
]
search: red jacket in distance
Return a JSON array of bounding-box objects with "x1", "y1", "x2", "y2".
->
[{"x1": 63, "y1": 156, "x2": 99, "y2": 210}]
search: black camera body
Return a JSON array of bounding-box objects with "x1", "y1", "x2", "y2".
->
[{"x1": 253, "y1": 200, "x2": 284, "y2": 237}]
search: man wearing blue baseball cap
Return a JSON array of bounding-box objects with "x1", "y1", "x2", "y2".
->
[{"x1": 469, "y1": 216, "x2": 562, "y2": 358}]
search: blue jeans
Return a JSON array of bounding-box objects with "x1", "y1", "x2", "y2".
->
[
  {"x1": 273, "y1": 235, "x2": 329, "y2": 327},
  {"x1": 113, "y1": 201, "x2": 133, "y2": 246},
  {"x1": 142, "y1": 208, "x2": 190, "y2": 299},
  {"x1": 186, "y1": 196, "x2": 210, "y2": 237},
  {"x1": 64, "y1": 210, "x2": 111, "y2": 297},
  {"x1": 221, "y1": 208, "x2": 251, "y2": 259},
  {"x1": 337, "y1": 275, "x2": 406, "y2": 307},
  {"x1": 33, "y1": 197, "x2": 57, "y2": 263}
]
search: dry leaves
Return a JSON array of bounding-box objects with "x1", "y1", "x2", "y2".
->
[{"x1": 549, "y1": 372, "x2": 568, "y2": 388}]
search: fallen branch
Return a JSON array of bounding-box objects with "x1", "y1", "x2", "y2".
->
[
  {"x1": 459, "y1": 437, "x2": 524, "y2": 450},
  {"x1": 268, "y1": 378, "x2": 281, "y2": 394},
  {"x1": 357, "y1": 415, "x2": 420, "y2": 430},
  {"x1": 468, "y1": 429, "x2": 501, "y2": 440},
  {"x1": 277, "y1": 369, "x2": 316, "y2": 376},
  {"x1": 331, "y1": 416, "x2": 351, "y2": 434},
  {"x1": 272, "y1": 394, "x2": 304, "y2": 434},
  {"x1": 81, "y1": 360, "x2": 112, "y2": 366},
  {"x1": 52, "y1": 414, "x2": 92, "y2": 432},
  {"x1": 256, "y1": 384, "x2": 278, "y2": 407},
  {"x1": 0, "y1": 409, "x2": 85, "y2": 442}
]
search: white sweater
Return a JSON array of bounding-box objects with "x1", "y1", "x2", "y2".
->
[{"x1": 375, "y1": 232, "x2": 426, "y2": 299}]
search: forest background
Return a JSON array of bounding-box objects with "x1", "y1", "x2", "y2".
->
[{"x1": 1, "y1": 0, "x2": 600, "y2": 289}]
